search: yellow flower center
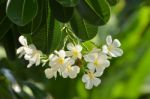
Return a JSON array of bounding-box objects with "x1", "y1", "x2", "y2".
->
[
  {"x1": 88, "y1": 72, "x2": 94, "y2": 79},
  {"x1": 108, "y1": 45, "x2": 114, "y2": 51},
  {"x1": 57, "y1": 57, "x2": 64, "y2": 65},
  {"x1": 72, "y1": 49, "x2": 79, "y2": 57},
  {"x1": 94, "y1": 59, "x2": 99, "y2": 66},
  {"x1": 66, "y1": 65, "x2": 72, "y2": 72}
]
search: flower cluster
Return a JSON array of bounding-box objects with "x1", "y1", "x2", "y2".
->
[
  {"x1": 45, "y1": 43, "x2": 82, "y2": 79},
  {"x1": 17, "y1": 35, "x2": 123, "y2": 90},
  {"x1": 17, "y1": 36, "x2": 42, "y2": 68}
]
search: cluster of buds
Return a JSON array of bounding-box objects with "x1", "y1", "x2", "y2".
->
[{"x1": 17, "y1": 35, "x2": 123, "y2": 89}]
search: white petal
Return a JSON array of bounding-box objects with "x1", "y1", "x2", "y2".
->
[
  {"x1": 19, "y1": 36, "x2": 27, "y2": 46},
  {"x1": 85, "y1": 81, "x2": 93, "y2": 90},
  {"x1": 90, "y1": 48, "x2": 101, "y2": 54},
  {"x1": 69, "y1": 59, "x2": 75, "y2": 65},
  {"x1": 72, "y1": 66, "x2": 80, "y2": 73},
  {"x1": 62, "y1": 71, "x2": 68, "y2": 78},
  {"x1": 75, "y1": 45, "x2": 82, "y2": 52},
  {"x1": 18, "y1": 52, "x2": 25, "y2": 58},
  {"x1": 58, "y1": 50, "x2": 66, "y2": 58},
  {"x1": 24, "y1": 47, "x2": 33, "y2": 55},
  {"x1": 84, "y1": 54, "x2": 95, "y2": 62},
  {"x1": 78, "y1": 53, "x2": 82, "y2": 59},
  {"x1": 66, "y1": 51, "x2": 72, "y2": 57},
  {"x1": 24, "y1": 54, "x2": 31, "y2": 60},
  {"x1": 102, "y1": 45, "x2": 109, "y2": 54},
  {"x1": 110, "y1": 48, "x2": 123, "y2": 57},
  {"x1": 99, "y1": 52, "x2": 108, "y2": 59},
  {"x1": 93, "y1": 78, "x2": 101, "y2": 87},
  {"x1": 112, "y1": 39, "x2": 121, "y2": 47},
  {"x1": 35, "y1": 57, "x2": 40, "y2": 66},
  {"x1": 67, "y1": 43, "x2": 74, "y2": 51},
  {"x1": 94, "y1": 70, "x2": 104, "y2": 77},
  {"x1": 28, "y1": 44, "x2": 36, "y2": 50},
  {"x1": 69, "y1": 72, "x2": 76, "y2": 79},
  {"x1": 27, "y1": 61, "x2": 34, "y2": 68},
  {"x1": 106, "y1": 35, "x2": 112, "y2": 45},
  {"x1": 45, "y1": 68, "x2": 56, "y2": 79},
  {"x1": 16, "y1": 47, "x2": 24, "y2": 54},
  {"x1": 87, "y1": 63, "x2": 95, "y2": 71},
  {"x1": 82, "y1": 74, "x2": 89, "y2": 83},
  {"x1": 101, "y1": 60, "x2": 110, "y2": 68},
  {"x1": 49, "y1": 54, "x2": 54, "y2": 60}
]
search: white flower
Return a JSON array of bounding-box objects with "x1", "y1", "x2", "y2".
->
[
  {"x1": 16, "y1": 36, "x2": 28, "y2": 58},
  {"x1": 84, "y1": 50, "x2": 110, "y2": 72},
  {"x1": 102, "y1": 35, "x2": 123, "y2": 57},
  {"x1": 44, "y1": 68, "x2": 57, "y2": 79},
  {"x1": 62, "y1": 59, "x2": 80, "y2": 79},
  {"x1": 49, "y1": 50, "x2": 69, "y2": 73},
  {"x1": 66, "y1": 43, "x2": 82, "y2": 59},
  {"x1": 24, "y1": 44, "x2": 42, "y2": 68},
  {"x1": 82, "y1": 70, "x2": 101, "y2": 90}
]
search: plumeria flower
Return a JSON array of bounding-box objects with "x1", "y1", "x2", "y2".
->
[
  {"x1": 102, "y1": 35, "x2": 123, "y2": 57},
  {"x1": 62, "y1": 59, "x2": 80, "y2": 79},
  {"x1": 16, "y1": 36, "x2": 29, "y2": 58},
  {"x1": 49, "y1": 50, "x2": 69, "y2": 73},
  {"x1": 66, "y1": 43, "x2": 82, "y2": 59},
  {"x1": 82, "y1": 69, "x2": 102, "y2": 90},
  {"x1": 24, "y1": 44, "x2": 42, "y2": 68},
  {"x1": 44, "y1": 68, "x2": 57, "y2": 79},
  {"x1": 84, "y1": 50, "x2": 110, "y2": 72}
]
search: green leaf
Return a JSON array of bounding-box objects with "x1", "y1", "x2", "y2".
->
[
  {"x1": 82, "y1": 41, "x2": 97, "y2": 51},
  {"x1": 0, "y1": 2, "x2": 12, "y2": 40},
  {"x1": 107, "y1": 0, "x2": 119, "y2": 6},
  {"x1": 0, "y1": 0, "x2": 5, "y2": 5},
  {"x1": 17, "y1": 0, "x2": 44, "y2": 34},
  {"x1": 6, "y1": 0, "x2": 38, "y2": 26},
  {"x1": 1, "y1": 30, "x2": 16, "y2": 60},
  {"x1": 56, "y1": 0, "x2": 80, "y2": 7},
  {"x1": 24, "y1": 82, "x2": 47, "y2": 99},
  {"x1": 70, "y1": 10, "x2": 98, "y2": 41},
  {"x1": 50, "y1": 0, "x2": 74, "y2": 23},
  {"x1": 76, "y1": 0, "x2": 110, "y2": 26},
  {"x1": 32, "y1": 2, "x2": 66, "y2": 54}
]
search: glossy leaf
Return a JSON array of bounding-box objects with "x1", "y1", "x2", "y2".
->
[
  {"x1": 2, "y1": 30, "x2": 16, "y2": 60},
  {"x1": 50, "y1": 0, "x2": 73, "y2": 23},
  {"x1": 24, "y1": 82, "x2": 47, "y2": 99},
  {"x1": 107, "y1": 0, "x2": 119, "y2": 6},
  {"x1": 32, "y1": 3, "x2": 66, "y2": 54},
  {"x1": 0, "y1": 2, "x2": 12, "y2": 40},
  {"x1": 56, "y1": 0, "x2": 80, "y2": 7},
  {"x1": 77, "y1": 0, "x2": 110, "y2": 26},
  {"x1": 70, "y1": 10, "x2": 98, "y2": 41},
  {"x1": 6, "y1": 0, "x2": 38, "y2": 26},
  {"x1": 17, "y1": 0, "x2": 44, "y2": 34}
]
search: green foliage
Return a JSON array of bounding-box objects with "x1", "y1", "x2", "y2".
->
[
  {"x1": 1, "y1": 0, "x2": 150, "y2": 99},
  {"x1": 76, "y1": 0, "x2": 110, "y2": 26},
  {"x1": 70, "y1": 10, "x2": 98, "y2": 41},
  {"x1": 0, "y1": 0, "x2": 112, "y2": 58},
  {"x1": 56, "y1": 0, "x2": 80, "y2": 7},
  {"x1": 50, "y1": 0, "x2": 73, "y2": 23},
  {"x1": 6, "y1": 0, "x2": 38, "y2": 26}
]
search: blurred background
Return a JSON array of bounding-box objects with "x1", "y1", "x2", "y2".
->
[{"x1": 0, "y1": 0, "x2": 150, "y2": 99}]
